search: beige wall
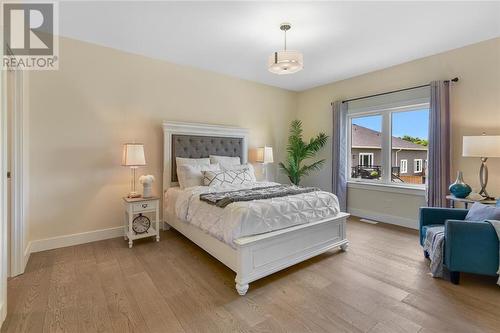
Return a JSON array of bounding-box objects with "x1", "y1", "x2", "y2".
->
[
  {"x1": 27, "y1": 36, "x2": 500, "y2": 240},
  {"x1": 297, "y1": 38, "x2": 500, "y2": 224},
  {"x1": 28, "y1": 37, "x2": 296, "y2": 241}
]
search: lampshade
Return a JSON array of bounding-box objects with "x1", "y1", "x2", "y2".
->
[
  {"x1": 122, "y1": 143, "x2": 146, "y2": 167},
  {"x1": 268, "y1": 50, "x2": 304, "y2": 75},
  {"x1": 462, "y1": 136, "x2": 500, "y2": 158},
  {"x1": 256, "y1": 146, "x2": 274, "y2": 164}
]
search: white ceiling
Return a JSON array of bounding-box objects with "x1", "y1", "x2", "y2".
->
[{"x1": 59, "y1": 1, "x2": 500, "y2": 91}]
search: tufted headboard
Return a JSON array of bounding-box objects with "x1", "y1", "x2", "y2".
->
[
  {"x1": 163, "y1": 121, "x2": 249, "y2": 195},
  {"x1": 171, "y1": 134, "x2": 243, "y2": 182}
]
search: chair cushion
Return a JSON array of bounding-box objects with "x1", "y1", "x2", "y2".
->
[
  {"x1": 465, "y1": 202, "x2": 500, "y2": 221},
  {"x1": 421, "y1": 224, "x2": 443, "y2": 245}
]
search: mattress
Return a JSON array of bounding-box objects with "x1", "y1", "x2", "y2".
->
[{"x1": 165, "y1": 182, "x2": 340, "y2": 247}]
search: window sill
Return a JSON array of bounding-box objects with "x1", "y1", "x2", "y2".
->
[{"x1": 347, "y1": 180, "x2": 425, "y2": 196}]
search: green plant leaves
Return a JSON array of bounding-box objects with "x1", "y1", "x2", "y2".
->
[{"x1": 280, "y1": 119, "x2": 328, "y2": 185}]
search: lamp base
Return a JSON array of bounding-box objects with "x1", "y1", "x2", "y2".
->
[
  {"x1": 127, "y1": 192, "x2": 141, "y2": 198},
  {"x1": 478, "y1": 158, "x2": 494, "y2": 200}
]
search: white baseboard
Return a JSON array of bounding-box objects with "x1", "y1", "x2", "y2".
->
[
  {"x1": 0, "y1": 301, "x2": 6, "y2": 326},
  {"x1": 23, "y1": 242, "x2": 31, "y2": 271},
  {"x1": 348, "y1": 208, "x2": 418, "y2": 230},
  {"x1": 29, "y1": 226, "x2": 123, "y2": 253}
]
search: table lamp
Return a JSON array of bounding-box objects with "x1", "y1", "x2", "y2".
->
[
  {"x1": 122, "y1": 143, "x2": 146, "y2": 198},
  {"x1": 256, "y1": 146, "x2": 274, "y2": 181},
  {"x1": 462, "y1": 134, "x2": 500, "y2": 200}
]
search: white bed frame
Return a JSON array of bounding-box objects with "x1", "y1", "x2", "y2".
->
[{"x1": 162, "y1": 121, "x2": 349, "y2": 295}]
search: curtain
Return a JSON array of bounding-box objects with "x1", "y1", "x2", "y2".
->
[
  {"x1": 427, "y1": 81, "x2": 451, "y2": 207},
  {"x1": 332, "y1": 101, "x2": 348, "y2": 211}
]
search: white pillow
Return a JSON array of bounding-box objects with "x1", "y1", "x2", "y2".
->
[
  {"x1": 209, "y1": 155, "x2": 241, "y2": 169},
  {"x1": 222, "y1": 163, "x2": 257, "y2": 182},
  {"x1": 176, "y1": 157, "x2": 210, "y2": 168},
  {"x1": 202, "y1": 168, "x2": 254, "y2": 187},
  {"x1": 177, "y1": 164, "x2": 220, "y2": 189}
]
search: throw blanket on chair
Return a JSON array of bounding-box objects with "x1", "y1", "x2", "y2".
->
[
  {"x1": 423, "y1": 226, "x2": 445, "y2": 278},
  {"x1": 487, "y1": 220, "x2": 500, "y2": 286},
  {"x1": 200, "y1": 185, "x2": 319, "y2": 208}
]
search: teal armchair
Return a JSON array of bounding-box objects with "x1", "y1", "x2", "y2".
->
[{"x1": 419, "y1": 207, "x2": 499, "y2": 284}]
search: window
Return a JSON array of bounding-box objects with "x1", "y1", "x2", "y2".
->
[
  {"x1": 414, "y1": 159, "x2": 423, "y2": 173},
  {"x1": 391, "y1": 109, "x2": 429, "y2": 184},
  {"x1": 350, "y1": 115, "x2": 382, "y2": 181},
  {"x1": 347, "y1": 93, "x2": 429, "y2": 188},
  {"x1": 359, "y1": 153, "x2": 373, "y2": 166},
  {"x1": 400, "y1": 159, "x2": 408, "y2": 173}
]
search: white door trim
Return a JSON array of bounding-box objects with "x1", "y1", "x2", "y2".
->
[
  {"x1": 9, "y1": 68, "x2": 28, "y2": 277},
  {"x1": 0, "y1": 33, "x2": 9, "y2": 324}
]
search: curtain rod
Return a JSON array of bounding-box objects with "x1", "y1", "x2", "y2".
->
[{"x1": 339, "y1": 77, "x2": 459, "y2": 104}]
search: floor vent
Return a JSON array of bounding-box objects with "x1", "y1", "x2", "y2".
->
[{"x1": 359, "y1": 218, "x2": 379, "y2": 225}]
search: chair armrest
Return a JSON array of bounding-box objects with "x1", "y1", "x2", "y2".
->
[
  {"x1": 419, "y1": 207, "x2": 468, "y2": 245},
  {"x1": 444, "y1": 220, "x2": 499, "y2": 276}
]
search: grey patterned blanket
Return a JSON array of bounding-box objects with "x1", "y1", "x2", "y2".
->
[
  {"x1": 423, "y1": 226, "x2": 445, "y2": 278},
  {"x1": 199, "y1": 185, "x2": 319, "y2": 208}
]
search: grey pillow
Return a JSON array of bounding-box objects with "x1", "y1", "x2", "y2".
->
[{"x1": 465, "y1": 202, "x2": 500, "y2": 221}]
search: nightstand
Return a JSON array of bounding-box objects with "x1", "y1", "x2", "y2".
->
[{"x1": 123, "y1": 196, "x2": 160, "y2": 248}]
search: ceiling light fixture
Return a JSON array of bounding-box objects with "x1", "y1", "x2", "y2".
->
[{"x1": 268, "y1": 23, "x2": 303, "y2": 75}]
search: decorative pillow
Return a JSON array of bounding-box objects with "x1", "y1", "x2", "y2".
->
[
  {"x1": 203, "y1": 168, "x2": 254, "y2": 186},
  {"x1": 176, "y1": 157, "x2": 210, "y2": 168},
  {"x1": 465, "y1": 202, "x2": 500, "y2": 221},
  {"x1": 222, "y1": 163, "x2": 257, "y2": 182},
  {"x1": 209, "y1": 155, "x2": 241, "y2": 168},
  {"x1": 177, "y1": 164, "x2": 220, "y2": 189}
]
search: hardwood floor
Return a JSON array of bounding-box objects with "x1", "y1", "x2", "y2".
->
[{"x1": 3, "y1": 218, "x2": 500, "y2": 333}]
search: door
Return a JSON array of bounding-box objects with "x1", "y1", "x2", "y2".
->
[
  {"x1": 0, "y1": 38, "x2": 8, "y2": 324},
  {"x1": 358, "y1": 153, "x2": 373, "y2": 167},
  {"x1": 6, "y1": 70, "x2": 13, "y2": 278}
]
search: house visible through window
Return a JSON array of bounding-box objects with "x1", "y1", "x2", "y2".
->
[
  {"x1": 350, "y1": 115, "x2": 383, "y2": 180},
  {"x1": 347, "y1": 88, "x2": 429, "y2": 188},
  {"x1": 400, "y1": 159, "x2": 408, "y2": 173},
  {"x1": 391, "y1": 109, "x2": 428, "y2": 185}
]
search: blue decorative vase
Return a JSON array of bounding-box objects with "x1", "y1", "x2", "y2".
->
[{"x1": 449, "y1": 171, "x2": 472, "y2": 198}]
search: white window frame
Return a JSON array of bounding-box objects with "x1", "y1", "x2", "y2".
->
[
  {"x1": 347, "y1": 102, "x2": 429, "y2": 190},
  {"x1": 400, "y1": 159, "x2": 408, "y2": 174},
  {"x1": 414, "y1": 159, "x2": 423, "y2": 173},
  {"x1": 358, "y1": 153, "x2": 373, "y2": 166}
]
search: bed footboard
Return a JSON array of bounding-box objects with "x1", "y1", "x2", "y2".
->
[{"x1": 233, "y1": 212, "x2": 349, "y2": 295}]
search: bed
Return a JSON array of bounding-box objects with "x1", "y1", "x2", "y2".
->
[{"x1": 162, "y1": 121, "x2": 349, "y2": 295}]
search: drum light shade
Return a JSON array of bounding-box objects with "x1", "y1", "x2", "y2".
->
[
  {"x1": 122, "y1": 143, "x2": 146, "y2": 167},
  {"x1": 268, "y1": 50, "x2": 303, "y2": 75},
  {"x1": 462, "y1": 136, "x2": 500, "y2": 157}
]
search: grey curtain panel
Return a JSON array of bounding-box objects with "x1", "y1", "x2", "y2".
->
[
  {"x1": 427, "y1": 81, "x2": 451, "y2": 207},
  {"x1": 332, "y1": 101, "x2": 348, "y2": 211}
]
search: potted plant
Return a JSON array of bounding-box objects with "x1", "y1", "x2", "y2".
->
[{"x1": 279, "y1": 119, "x2": 328, "y2": 185}]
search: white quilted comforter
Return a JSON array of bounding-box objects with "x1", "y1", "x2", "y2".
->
[{"x1": 167, "y1": 182, "x2": 340, "y2": 247}]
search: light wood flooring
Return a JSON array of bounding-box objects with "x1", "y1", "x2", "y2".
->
[{"x1": 3, "y1": 218, "x2": 500, "y2": 333}]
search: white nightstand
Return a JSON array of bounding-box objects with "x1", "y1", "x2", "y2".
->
[{"x1": 123, "y1": 196, "x2": 160, "y2": 248}]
